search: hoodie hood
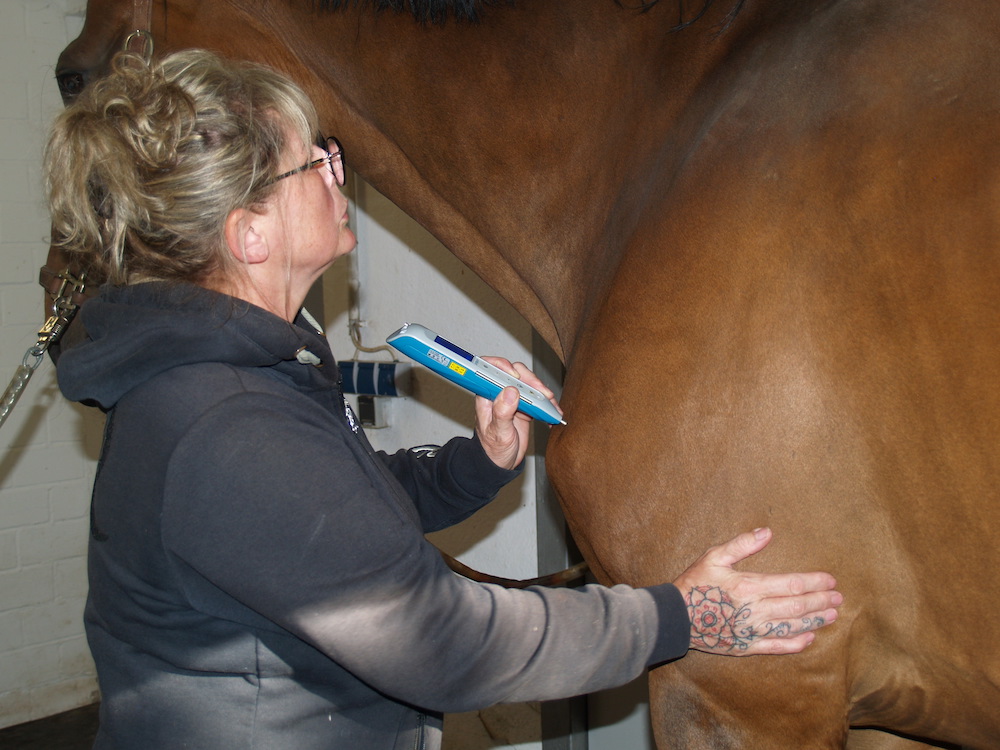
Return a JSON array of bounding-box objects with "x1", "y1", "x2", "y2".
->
[{"x1": 57, "y1": 282, "x2": 334, "y2": 410}]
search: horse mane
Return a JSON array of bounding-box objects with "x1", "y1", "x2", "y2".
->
[
  {"x1": 314, "y1": 0, "x2": 512, "y2": 23},
  {"x1": 315, "y1": 0, "x2": 745, "y2": 27}
]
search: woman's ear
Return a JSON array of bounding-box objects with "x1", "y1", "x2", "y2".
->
[{"x1": 224, "y1": 208, "x2": 269, "y2": 265}]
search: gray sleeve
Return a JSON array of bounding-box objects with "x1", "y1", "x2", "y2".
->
[{"x1": 162, "y1": 391, "x2": 688, "y2": 711}]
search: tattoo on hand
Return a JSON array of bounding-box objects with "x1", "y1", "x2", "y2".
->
[{"x1": 685, "y1": 586, "x2": 825, "y2": 652}]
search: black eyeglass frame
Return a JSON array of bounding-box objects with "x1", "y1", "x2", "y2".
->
[{"x1": 269, "y1": 136, "x2": 346, "y2": 187}]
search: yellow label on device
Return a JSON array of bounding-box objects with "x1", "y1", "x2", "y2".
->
[{"x1": 449, "y1": 362, "x2": 467, "y2": 375}]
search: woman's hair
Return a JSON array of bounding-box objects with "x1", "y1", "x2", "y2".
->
[{"x1": 45, "y1": 49, "x2": 319, "y2": 286}]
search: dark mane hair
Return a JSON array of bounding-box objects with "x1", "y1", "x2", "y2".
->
[
  {"x1": 314, "y1": 0, "x2": 511, "y2": 23},
  {"x1": 315, "y1": 0, "x2": 745, "y2": 27}
]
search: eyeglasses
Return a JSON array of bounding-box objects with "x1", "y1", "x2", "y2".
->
[{"x1": 270, "y1": 136, "x2": 346, "y2": 187}]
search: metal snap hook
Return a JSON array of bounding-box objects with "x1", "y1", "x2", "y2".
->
[{"x1": 123, "y1": 29, "x2": 154, "y2": 61}]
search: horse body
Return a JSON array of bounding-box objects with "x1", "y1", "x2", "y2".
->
[
  {"x1": 54, "y1": 1, "x2": 1000, "y2": 747},
  {"x1": 550, "y1": 5, "x2": 1000, "y2": 747}
]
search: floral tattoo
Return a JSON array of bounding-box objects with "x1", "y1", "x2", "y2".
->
[{"x1": 684, "y1": 585, "x2": 824, "y2": 652}]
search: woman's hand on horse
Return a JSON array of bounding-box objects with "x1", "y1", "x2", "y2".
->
[
  {"x1": 672, "y1": 527, "x2": 843, "y2": 656},
  {"x1": 474, "y1": 357, "x2": 561, "y2": 470}
]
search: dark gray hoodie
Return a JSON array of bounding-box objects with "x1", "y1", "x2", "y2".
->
[{"x1": 58, "y1": 281, "x2": 689, "y2": 750}]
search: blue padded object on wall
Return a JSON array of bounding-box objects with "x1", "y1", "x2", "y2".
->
[{"x1": 338, "y1": 361, "x2": 403, "y2": 397}]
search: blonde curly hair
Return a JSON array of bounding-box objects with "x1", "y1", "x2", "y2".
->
[{"x1": 45, "y1": 49, "x2": 318, "y2": 286}]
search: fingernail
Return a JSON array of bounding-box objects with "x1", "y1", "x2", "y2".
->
[{"x1": 754, "y1": 527, "x2": 768, "y2": 540}]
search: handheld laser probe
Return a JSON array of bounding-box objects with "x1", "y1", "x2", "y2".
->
[{"x1": 386, "y1": 323, "x2": 565, "y2": 426}]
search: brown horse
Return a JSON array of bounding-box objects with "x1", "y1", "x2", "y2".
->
[{"x1": 52, "y1": 1, "x2": 1000, "y2": 748}]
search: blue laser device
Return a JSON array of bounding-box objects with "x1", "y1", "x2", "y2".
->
[{"x1": 386, "y1": 323, "x2": 565, "y2": 425}]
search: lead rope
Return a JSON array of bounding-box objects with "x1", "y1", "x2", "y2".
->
[
  {"x1": 3, "y1": 0, "x2": 153, "y2": 431},
  {"x1": 5, "y1": 0, "x2": 151, "y2": 432},
  {"x1": 0, "y1": 269, "x2": 87, "y2": 431}
]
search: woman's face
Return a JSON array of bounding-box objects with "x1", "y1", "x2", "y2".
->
[{"x1": 270, "y1": 129, "x2": 357, "y2": 289}]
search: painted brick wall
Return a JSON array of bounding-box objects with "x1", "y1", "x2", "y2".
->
[{"x1": 0, "y1": 0, "x2": 100, "y2": 729}]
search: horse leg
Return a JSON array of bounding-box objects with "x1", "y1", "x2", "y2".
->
[{"x1": 646, "y1": 649, "x2": 849, "y2": 749}]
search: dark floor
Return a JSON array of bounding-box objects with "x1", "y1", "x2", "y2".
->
[
  {"x1": 0, "y1": 704, "x2": 971, "y2": 749},
  {"x1": 0, "y1": 704, "x2": 98, "y2": 750}
]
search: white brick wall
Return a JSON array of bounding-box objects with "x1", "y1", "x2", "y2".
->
[{"x1": 0, "y1": 0, "x2": 100, "y2": 729}]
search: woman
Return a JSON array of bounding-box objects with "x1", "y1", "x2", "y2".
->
[{"x1": 45, "y1": 50, "x2": 842, "y2": 749}]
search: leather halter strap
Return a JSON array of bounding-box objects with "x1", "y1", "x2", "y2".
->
[
  {"x1": 134, "y1": 0, "x2": 152, "y2": 33},
  {"x1": 123, "y1": 0, "x2": 154, "y2": 59}
]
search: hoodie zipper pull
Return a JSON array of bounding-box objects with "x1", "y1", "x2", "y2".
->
[{"x1": 295, "y1": 346, "x2": 323, "y2": 367}]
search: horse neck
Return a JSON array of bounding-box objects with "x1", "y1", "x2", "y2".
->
[
  {"x1": 161, "y1": 0, "x2": 745, "y2": 360},
  {"x1": 291, "y1": 4, "x2": 616, "y2": 359}
]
